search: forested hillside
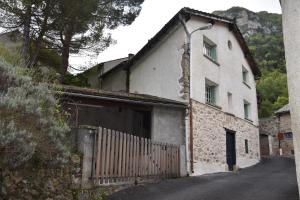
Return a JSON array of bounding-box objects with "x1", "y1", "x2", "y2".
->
[{"x1": 214, "y1": 7, "x2": 287, "y2": 117}]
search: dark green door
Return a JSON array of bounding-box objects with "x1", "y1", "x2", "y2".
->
[{"x1": 226, "y1": 130, "x2": 236, "y2": 171}]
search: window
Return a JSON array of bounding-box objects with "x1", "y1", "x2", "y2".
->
[
  {"x1": 205, "y1": 79, "x2": 218, "y2": 105},
  {"x1": 244, "y1": 100, "x2": 251, "y2": 120},
  {"x1": 203, "y1": 36, "x2": 217, "y2": 62},
  {"x1": 227, "y1": 92, "x2": 233, "y2": 112},
  {"x1": 245, "y1": 139, "x2": 249, "y2": 154},
  {"x1": 228, "y1": 40, "x2": 232, "y2": 50},
  {"x1": 284, "y1": 132, "x2": 293, "y2": 139},
  {"x1": 242, "y1": 66, "x2": 249, "y2": 85}
]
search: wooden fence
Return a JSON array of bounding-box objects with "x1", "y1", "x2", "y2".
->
[{"x1": 93, "y1": 127, "x2": 180, "y2": 185}]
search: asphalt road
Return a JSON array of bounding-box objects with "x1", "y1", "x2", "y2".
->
[{"x1": 106, "y1": 157, "x2": 299, "y2": 200}]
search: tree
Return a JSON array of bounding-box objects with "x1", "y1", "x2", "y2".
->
[
  {"x1": 0, "y1": 0, "x2": 58, "y2": 67},
  {"x1": 45, "y1": 0, "x2": 144, "y2": 83},
  {"x1": 256, "y1": 69, "x2": 288, "y2": 117}
]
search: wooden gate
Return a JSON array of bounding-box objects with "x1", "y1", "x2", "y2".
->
[{"x1": 93, "y1": 127, "x2": 180, "y2": 185}]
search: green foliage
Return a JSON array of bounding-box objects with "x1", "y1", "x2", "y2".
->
[
  {"x1": 0, "y1": 43, "x2": 23, "y2": 67},
  {"x1": 257, "y1": 70, "x2": 288, "y2": 117},
  {"x1": 31, "y1": 42, "x2": 61, "y2": 71},
  {"x1": 64, "y1": 73, "x2": 90, "y2": 87},
  {"x1": 246, "y1": 33, "x2": 285, "y2": 72},
  {"x1": 258, "y1": 99, "x2": 274, "y2": 118},
  {"x1": 0, "y1": 58, "x2": 70, "y2": 168}
]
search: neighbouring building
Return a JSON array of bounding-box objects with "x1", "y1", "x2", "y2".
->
[
  {"x1": 76, "y1": 7, "x2": 261, "y2": 176},
  {"x1": 75, "y1": 56, "x2": 132, "y2": 90},
  {"x1": 259, "y1": 104, "x2": 294, "y2": 156}
]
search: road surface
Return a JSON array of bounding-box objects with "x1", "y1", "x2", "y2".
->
[{"x1": 107, "y1": 157, "x2": 299, "y2": 200}]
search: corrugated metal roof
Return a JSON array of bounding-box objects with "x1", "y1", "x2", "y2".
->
[
  {"x1": 275, "y1": 104, "x2": 290, "y2": 114},
  {"x1": 60, "y1": 85, "x2": 188, "y2": 108}
]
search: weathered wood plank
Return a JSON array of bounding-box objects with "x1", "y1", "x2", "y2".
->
[
  {"x1": 110, "y1": 130, "x2": 115, "y2": 181},
  {"x1": 122, "y1": 132, "x2": 126, "y2": 180},
  {"x1": 114, "y1": 131, "x2": 119, "y2": 180},
  {"x1": 129, "y1": 134, "x2": 133, "y2": 181},
  {"x1": 101, "y1": 128, "x2": 107, "y2": 183},
  {"x1": 133, "y1": 136, "x2": 137, "y2": 178},
  {"x1": 118, "y1": 132, "x2": 123, "y2": 181},
  {"x1": 105, "y1": 129, "x2": 111, "y2": 183},
  {"x1": 95, "y1": 128, "x2": 101, "y2": 179}
]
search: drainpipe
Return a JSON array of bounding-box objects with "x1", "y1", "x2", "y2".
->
[
  {"x1": 179, "y1": 14, "x2": 213, "y2": 174},
  {"x1": 180, "y1": 15, "x2": 193, "y2": 174}
]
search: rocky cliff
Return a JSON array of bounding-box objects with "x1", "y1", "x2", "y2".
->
[
  {"x1": 213, "y1": 7, "x2": 287, "y2": 117},
  {"x1": 213, "y1": 7, "x2": 282, "y2": 37}
]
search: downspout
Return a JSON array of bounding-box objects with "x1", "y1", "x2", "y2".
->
[
  {"x1": 126, "y1": 67, "x2": 130, "y2": 93},
  {"x1": 179, "y1": 14, "x2": 194, "y2": 173},
  {"x1": 126, "y1": 53, "x2": 134, "y2": 93}
]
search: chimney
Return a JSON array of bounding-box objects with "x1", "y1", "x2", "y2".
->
[{"x1": 128, "y1": 53, "x2": 134, "y2": 59}]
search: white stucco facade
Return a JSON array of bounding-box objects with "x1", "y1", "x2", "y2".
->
[
  {"x1": 97, "y1": 9, "x2": 260, "y2": 175},
  {"x1": 281, "y1": 0, "x2": 300, "y2": 195},
  {"x1": 129, "y1": 25, "x2": 187, "y2": 102},
  {"x1": 188, "y1": 16, "x2": 258, "y2": 126}
]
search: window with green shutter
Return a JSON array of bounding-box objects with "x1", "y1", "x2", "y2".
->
[{"x1": 203, "y1": 36, "x2": 217, "y2": 62}]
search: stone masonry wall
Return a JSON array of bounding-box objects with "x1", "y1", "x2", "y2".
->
[
  {"x1": 259, "y1": 117, "x2": 278, "y2": 136},
  {"x1": 259, "y1": 114, "x2": 294, "y2": 156},
  {"x1": 192, "y1": 100, "x2": 260, "y2": 175},
  {"x1": 279, "y1": 114, "x2": 294, "y2": 156}
]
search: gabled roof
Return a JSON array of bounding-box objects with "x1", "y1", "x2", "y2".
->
[
  {"x1": 103, "y1": 7, "x2": 261, "y2": 79},
  {"x1": 275, "y1": 104, "x2": 290, "y2": 115}
]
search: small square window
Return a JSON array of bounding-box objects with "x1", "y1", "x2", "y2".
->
[
  {"x1": 284, "y1": 132, "x2": 293, "y2": 139},
  {"x1": 242, "y1": 66, "x2": 249, "y2": 84},
  {"x1": 205, "y1": 79, "x2": 218, "y2": 105},
  {"x1": 244, "y1": 101, "x2": 251, "y2": 120},
  {"x1": 203, "y1": 36, "x2": 217, "y2": 62}
]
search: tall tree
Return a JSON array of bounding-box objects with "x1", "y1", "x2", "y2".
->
[
  {"x1": 0, "y1": 0, "x2": 34, "y2": 63},
  {"x1": 0, "y1": 0, "x2": 59, "y2": 67},
  {"x1": 45, "y1": 0, "x2": 144, "y2": 83}
]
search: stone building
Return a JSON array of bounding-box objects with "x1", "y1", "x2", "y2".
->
[
  {"x1": 259, "y1": 104, "x2": 294, "y2": 156},
  {"x1": 80, "y1": 8, "x2": 261, "y2": 175}
]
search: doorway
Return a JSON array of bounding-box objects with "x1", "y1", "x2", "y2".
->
[{"x1": 226, "y1": 129, "x2": 236, "y2": 171}]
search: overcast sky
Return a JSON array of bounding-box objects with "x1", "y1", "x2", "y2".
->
[{"x1": 69, "y1": 0, "x2": 281, "y2": 73}]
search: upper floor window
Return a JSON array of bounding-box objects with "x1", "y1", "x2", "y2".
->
[
  {"x1": 244, "y1": 100, "x2": 251, "y2": 120},
  {"x1": 242, "y1": 66, "x2": 249, "y2": 85},
  {"x1": 203, "y1": 36, "x2": 217, "y2": 62},
  {"x1": 205, "y1": 79, "x2": 218, "y2": 106},
  {"x1": 228, "y1": 40, "x2": 232, "y2": 50}
]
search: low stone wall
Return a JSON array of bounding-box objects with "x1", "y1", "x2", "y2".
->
[
  {"x1": 192, "y1": 100, "x2": 260, "y2": 175},
  {"x1": 1, "y1": 154, "x2": 82, "y2": 200}
]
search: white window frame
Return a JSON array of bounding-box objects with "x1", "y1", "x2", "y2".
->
[
  {"x1": 242, "y1": 66, "x2": 249, "y2": 85},
  {"x1": 203, "y1": 36, "x2": 217, "y2": 62},
  {"x1": 205, "y1": 79, "x2": 218, "y2": 106},
  {"x1": 244, "y1": 100, "x2": 251, "y2": 120}
]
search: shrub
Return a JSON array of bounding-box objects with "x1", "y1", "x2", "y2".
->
[{"x1": 0, "y1": 58, "x2": 70, "y2": 169}]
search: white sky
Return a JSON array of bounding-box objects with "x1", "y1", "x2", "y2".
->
[{"x1": 69, "y1": 0, "x2": 281, "y2": 72}]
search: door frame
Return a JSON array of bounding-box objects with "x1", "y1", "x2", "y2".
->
[{"x1": 225, "y1": 128, "x2": 236, "y2": 171}]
